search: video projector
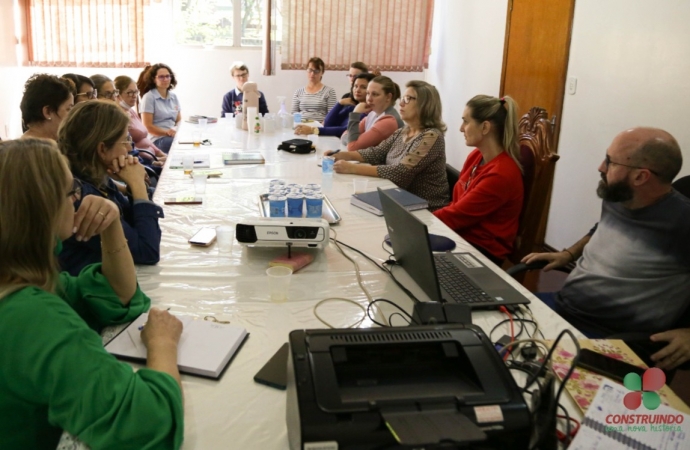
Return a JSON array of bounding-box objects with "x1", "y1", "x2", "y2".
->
[{"x1": 235, "y1": 218, "x2": 330, "y2": 249}]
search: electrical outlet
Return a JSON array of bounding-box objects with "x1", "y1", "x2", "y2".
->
[{"x1": 567, "y1": 77, "x2": 577, "y2": 95}]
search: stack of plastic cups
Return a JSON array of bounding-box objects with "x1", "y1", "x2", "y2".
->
[
  {"x1": 305, "y1": 183, "x2": 320, "y2": 192},
  {"x1": 268, "y1": 194, "x2": 287, "y2": 217},
  {"x1": 305, "y1": 193, "x2": 324, "y2": 218},
  {"x1": 287, "y1": 192, "x2": 304, "y2": 218}
]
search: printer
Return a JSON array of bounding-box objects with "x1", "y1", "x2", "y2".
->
[{"x1": 287, "y1": 324, "x2": 531, "y2": 449}]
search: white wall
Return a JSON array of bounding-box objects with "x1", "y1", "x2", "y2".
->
[
  {"x1": 545, "y1": 0, "x2": 690, "y2": 249},
  {"x1": 426, "y1": 0, "x2": 508, "y2": 169}
]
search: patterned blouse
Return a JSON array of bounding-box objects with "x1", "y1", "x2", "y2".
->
[{"x1": 358, "y1": 128, "x2": 450, "y2": 210}]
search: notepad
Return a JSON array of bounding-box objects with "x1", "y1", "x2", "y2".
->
[
  {"x1": 222, "y1": 151, "x2": 265, "y2": 165},
  {"x1": 169, "y1": 154, "x2": 210, "y2": 169},
  {"x1": 350, "y1": 188, "x2": 428, "y2": 216},
  {"x1": 105, "y1": 313, "x2": 248, "y2": 379}
]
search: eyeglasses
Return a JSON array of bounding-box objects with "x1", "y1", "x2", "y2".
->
[
  {"x1": 307, "y1": 68, "x2": 322, "y2": 74},
  {"x1": 233, "y1": 72, "x2": 249, "y2": 79},
  {"x1": 156, "y1": 74, "x2": 172, "y2": 80},
  {"x1": 67, "y1": 178, "x2": 82, "y2": 201},
  {"x1": 346, "y1": 74, "x2": 358, "y2": 79},
  {"x1": 124, "y1": 89, "x2": 139, "y2": 97},
  {"x1": 604, "y1": 155, "x2": 658, "y2": 175},
  {"x1": 400, "y1": 95, "x2": 417, "y2": 105},
  {"x1": 122, "y1": 136, "x2": 134, "y2": 148},
  {"x1": 75, "y1": 89, "x2": 97, "y2": 99},
  {"x1": 99, "y1": 89, "x2": 120, "y2": 100}
]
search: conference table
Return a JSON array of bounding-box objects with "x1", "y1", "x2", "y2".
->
[{"x1": 136, "y1": 119, "x2": 585, "y2": 449}]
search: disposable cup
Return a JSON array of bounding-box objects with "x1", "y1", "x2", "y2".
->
[
  {"x1": 192, "y1": 131, "x2": 201, "y2": 147},
  {"x1": 198, "y1": 118, "x2": 208, "y2": 128},
  {"x1": 353, "y1": 178, "x2": 368, "y2": 194},
  {"x1": 183, "y1": 155, "x2": 194, "y2": 175},
  {"x1": 322, "y1": 156, "x2": 335, "y2": 174},
  {"x1": 267, "y1": 266, "x2": 292, "y2": 302},
  {"x1": 193, "y1": 173, "x2": 207, "y2": 194},
  {"x1": 216, "y1": 225, "x2": 234, "y2": 253}
]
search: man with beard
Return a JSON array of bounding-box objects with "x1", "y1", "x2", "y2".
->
[{"x1": 523, "y1": 127, "x2": 690, "y2": 370}]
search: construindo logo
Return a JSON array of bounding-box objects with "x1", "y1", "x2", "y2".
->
[{"x1": 623, "y1": 367, "x2": 665, "y2": 410}]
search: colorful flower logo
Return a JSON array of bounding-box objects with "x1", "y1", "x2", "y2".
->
[{"x1": 623, "y1": 368, "x2": 665, "y2": 410}]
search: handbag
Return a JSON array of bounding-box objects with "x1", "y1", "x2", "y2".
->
[{"x1": 277, "y1": 139, "x2": 314, "y2": 154}]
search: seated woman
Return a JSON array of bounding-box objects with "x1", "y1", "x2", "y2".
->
[
  {"x1": 62, "y1": 73, "x2": 96, "y2": 103},
  {"x1": 342, "y1": 61, "x2": 369, "y2": 99},
  {"x1": 91, "y1": 74, "x2": 120, "y2": 101},
  {"x1": 433, "y1": 95, "x2": 524, "y2": 264},
  {"x1": 20, "y1": 74, "x2": 74, "y2": 141},
  {"x1": 294, "y1": 73, "x2": 375, "y2": 137},
  {"x1": 140, "y1": 63, "x2": 181, "y2": 153},
  {"x1": 221, "y1": 61, "x2": 269, "y2": 117},
  {"x1": 342, "y1": 75, "x2": 404, "y2": 151},
  {"x1": 0, "y1": 138, "x2": 183, "y2": 449},
  {"x1": 57, "y1": 101, "x2": 164, "y2": 276},
  {"x1": 332, "y1": 80, "x2": 449, "y2": 210},
  {"x1": 114, "y1": 75, "x2": 167, "y2": 168},
  {"x1": 291, "y1": 57, "x2": 337, "y2": 123}
]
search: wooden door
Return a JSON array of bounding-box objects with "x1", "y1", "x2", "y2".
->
[{"x1": 500, "y1": 0, "x2": 575, "y2": 148}]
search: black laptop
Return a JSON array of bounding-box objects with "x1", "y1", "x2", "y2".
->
[{"x1": 378, "y1": 188, "x2": 531, "y2": 309}]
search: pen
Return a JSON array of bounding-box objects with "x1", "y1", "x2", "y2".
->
[
  {"x1": 138, "y1": 308, "x2": 171, "y2": 330},
  {"x1": 330, "y1": 150, "x2": 340, "y2": 155}
]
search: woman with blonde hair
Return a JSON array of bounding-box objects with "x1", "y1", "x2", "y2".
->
[
  {"x1": 331, "y1": 80, "x2": 449, "y2": 210},
  {"x1": 58, "y1": 100, "x2": 163, "y2": 276},
  {"x1": 0, "y1": 139, "x2": 183, "y2": 449},
  {"x1": 433, "y1": 95, "x2": 524, "y2": 264}
]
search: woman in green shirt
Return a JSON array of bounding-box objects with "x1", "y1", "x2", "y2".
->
[{"x1": 0, "y1": 139, "x2": 184, "y2": 449}]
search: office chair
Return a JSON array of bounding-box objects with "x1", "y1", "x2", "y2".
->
[
  {"x1": 446, "y1": 163, "x2": 460, "y2": 194},
  {"x1": 673, "y1": 174, "x2": 690, "y2": 198}
]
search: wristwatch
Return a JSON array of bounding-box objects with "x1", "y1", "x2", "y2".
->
[{"x1": 313, "y1": 127, "x2": 320, "y2": 136}]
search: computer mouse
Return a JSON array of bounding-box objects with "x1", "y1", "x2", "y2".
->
[{"x1": 384, "y1": 233, "x2": 457, "y2": 252}]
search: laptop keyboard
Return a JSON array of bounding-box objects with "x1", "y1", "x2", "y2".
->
[{"x1": 434, "y1": 255, "x2": 495, "y2": 304}]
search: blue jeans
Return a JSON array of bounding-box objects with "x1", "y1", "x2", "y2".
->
[
  {"x1": 153, "y1": 136, "x2": 174, "y2": 154},
  {"x1": 535, "y1": 292, "x2": 603, "y2": 339}
]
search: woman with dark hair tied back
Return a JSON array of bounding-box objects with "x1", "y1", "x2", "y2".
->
[
  {"x1": 62, "y1": 73, "x2": 96, "y2": 103},
  {"x1": 342, "y1": 61, "x2": 369, "y2": 99},
  {"x1": 20, "y1": 74, "x2": 74, "y2": 140},
  {"x1": 58, "y1": 100, "x2": 164, "y2": 276},
  {"x1": 433, "y1": 95, "x2": 524, "y2": 264},
  {"x1": 291, "y1": 56, "x2": 337, "y2": 122},
  {"x1": 342, "y1": 75, "x2": 404, "y2": 151},
  {"x1": 140, "y1": 63, "x2": 181, "y2": 153},
  {"x1": 295, "y1": 72, "x2": 375, "y2": 137},
  {"x1": 0, "y1": 139, "x2": 183, "y2": 449},
  {"x1": 331, "y1": 80, "x2": 449, "y2": 210}
]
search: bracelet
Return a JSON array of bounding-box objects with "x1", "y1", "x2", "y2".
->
[
  {"x1": 103, "y1": 239, "x2": 128, "y2": 254},
  {"x1": 562, "y1": 248, "x2": 575, "y2": 263}
]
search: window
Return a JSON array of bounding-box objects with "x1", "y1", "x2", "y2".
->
[
  {"x1": 19, "y1": 0, "x2": 148, "y2": 67},
  {"x1": 280, "y1": 0, "x2": 434, "y2": 72},
  {"x1": 173, "y1": 0, "x2": 266, "y2": 47}
]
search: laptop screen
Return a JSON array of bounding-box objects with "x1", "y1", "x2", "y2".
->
[{"x1": 378, "y1": 188, "x2": 443, "y2": 302}]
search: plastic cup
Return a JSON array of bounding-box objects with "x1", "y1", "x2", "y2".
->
[
  {"x1": 234, "y1": 112, "x2": 243, "y2": 129},
  {"x1": 305, "y1": 193, "x2": 324, "y2": 218},
  {"x1": 192, "y1": 131, "x2": 202, "y2": 147},
  {"x1": 268, "y1": 195, "x2": 287, "y2": 217},
  {"x1": 315, "y1": 146, "x2": 324, "y2": 163},
  {"x1": 182, "y1": 155, "x2": 194, "y2": 175},
  {"x1": 322, "y1": 156, "x2": 335, "y2": 175},
  {"x1": 193, "y1": 173, "x2": 207, "y2": 194},
  {"x1": 216, "y1": 225, "x2": 234, "y2": 253},
  {"x1": 293, "y1": 112, "x2": 302, "y2": 128},
  {"x1": 305, "y1": 183, "x2": 320, "y2": 191},
  {"x1": 353, "y1": 178, "x2": 368, "y2": 194},
  {"x1": 287, "y1": 193, "x2": 304, "y2": 218},
  {"x1": 266, "y1": 266, "x2": 292, "y2": 303},
  {"x1": 198, "y1": 117, "x2": 208, "y2": 129}
]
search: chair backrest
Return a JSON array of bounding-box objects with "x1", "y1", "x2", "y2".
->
[
  {"x1": 673, "y1": 174, "x2": 690, "y2": 199},
  {"x1": 509, "y1": 107, "x2": 560, "y2": 265},
  {"x1": 446, "y1": 163, "x2": 460, "y2": 194}
]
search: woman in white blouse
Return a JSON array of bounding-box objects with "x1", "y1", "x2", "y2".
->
[{"x1": 291, "y1": 57, "x2": 337, "y2": 123}]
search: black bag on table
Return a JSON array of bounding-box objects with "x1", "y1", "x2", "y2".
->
[{"x1": 277, "y1": 139, "x2": 314, "y2": 154}]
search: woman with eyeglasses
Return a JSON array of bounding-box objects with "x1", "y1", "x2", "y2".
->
[
  {"x1": 0, "y1": 138, "x2": 183, "y2": 450},
  {"x1": 140, "y1": 63, "x2": 181, "y2": 153},
  {"x1": 90, "y1": 74, "x2": 120, "y2": 102},
  {"x1": 221, "y1": 61, "x2": 269, "y2": 117},
  {"x1": 295, "y1": 73, "x2": 376, "y2": 137},
  {"x1": 433, "y1": 95, "x2": 524, "y2": 265},
  {"x1": 291, "y1": 57, "x2": 337, "y2": 123},
  {"x1": 62, "y1": 73, "x2": 96, "y2": 103},
  {"x1": 341, "y1": 75, "x2": 404, "y2": 151},
  {"x1": 19, "y1": 74, "x2": 74, "y2": 141},
  {"x1": 57, "y1": 101, "x2": 163, "y2": 276},
  {"x1": 330, "y1": 80, "x2": 449, "y2": 211},
  {"x1": 114, "y1": 75, "x2": 167, "y2": 168}
]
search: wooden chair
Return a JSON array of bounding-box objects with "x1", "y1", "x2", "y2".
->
[{"x1": 509, "y1": 107, "x2": 560, "y2": 272}]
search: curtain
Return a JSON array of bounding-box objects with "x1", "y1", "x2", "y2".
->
[
  {"x1": 280, "y1": 0, "x2": 434, "y2": 72},
  {"x1": 262, "y1": 0, "x2": 273, "y2": 75},
  {"x1": 21, "y1": 0, "x2": 149, "y2": 67}
]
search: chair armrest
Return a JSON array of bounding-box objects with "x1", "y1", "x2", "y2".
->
[{"x1": 137, "y1": 149, "x2": 158, "y2": 161}]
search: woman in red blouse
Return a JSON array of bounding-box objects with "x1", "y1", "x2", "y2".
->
[{"x1": 433, "y1": 95, "x2": 524, "y2": 264}]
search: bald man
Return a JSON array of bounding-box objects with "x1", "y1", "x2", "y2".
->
[{"x1": 524, "y1": 127, "x2": 690, "y2": 370}]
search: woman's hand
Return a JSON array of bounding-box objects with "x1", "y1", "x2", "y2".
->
[
  {"x1": 141, "y1": 308, "x2": 183, "y2": 349},
  {"x1": 111, "y1": 156, "x2": 146, "y2": 185},
  {"x1": 165, "y1": 128, "x2": 176, "y2": 137},
  {"x1": 294, "y1": 125, "x2": 315, "y2": 135},
  {"x1": 334, "y1": 160, "x2": 357, "y2": 174},
  {"x1": 353, "y1": 102, "x2": 371, "y2": 114},
  {"x1": 73, "y1": 196, "x2": 120, "y2": 242}
]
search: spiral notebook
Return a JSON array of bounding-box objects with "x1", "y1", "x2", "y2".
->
[{"x1": 105, "y1": 313, "x2": 248, "y2": 379}]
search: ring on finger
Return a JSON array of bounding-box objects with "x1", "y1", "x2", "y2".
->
[{"x1": 98, "y1": 211, "x2": 106, "y2": 218}]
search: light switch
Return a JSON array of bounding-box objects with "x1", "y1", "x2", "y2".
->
[{"x1": 567, "y1": 77, "x2": 577, "y2": 95}]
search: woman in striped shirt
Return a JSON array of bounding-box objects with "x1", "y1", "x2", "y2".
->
[{"x1": 291, "y1": 57, "x2": 337, "y2": 123}]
